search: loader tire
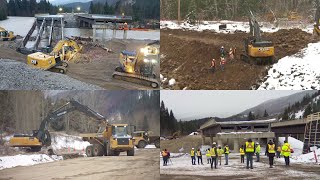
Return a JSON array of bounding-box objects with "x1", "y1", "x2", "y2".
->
[
  {"x1": 86, "y1": 145, "x2": 93, "y2": 157},
  {"x1": 93, "y1": 144, "x2": 103, "y2": 156},
  {"x1": 154, "y1": 139, "x2": 160, "y2": 148},
  {"x1": 127, "y1": 149, "x2": 134, "y2": 156},
  {"x1": 138, "y1": 140, "x2": 147, "y2": 148}
]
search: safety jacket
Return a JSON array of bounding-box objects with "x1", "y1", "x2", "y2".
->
[
  {"x1": 224, "y1": 146, "x2": 229, "y2": 154},
  {"x1": 240, "y1": 148, "x2": 245, "y2": 155},
  {"x1": 210, "y1": 147, "x2": 216, "y2": 157},
  {"x1": 196, "y1": 150, "x2": 201, "y2": 157},
  {"x1": 268, "y1": 144, "x2": 275, "y2": 153},
  {"x1": 191, "y1": 150, "x2": 195, "y2": 157},
  {"x1": 281, "y1": 143, "x2": 291, "y2": 157},
  {"x1": 217, "y1": 149, "x2": 224, "y2": 157},
  {"x1": 206, "y1": 150, "x2": 211, "y2": 157},
  {"x1": 162, "y1": 151, "x2": 168, "y2": 157},
  {"x1": 245, "y1": 142, "x2": 255, "y2": 153},
  {"x1": 277, "y1": 146, "x2": 281, "y2": 152},
  {"x1": 256, "y1": 145, "x2": 261, "y2": 153}
]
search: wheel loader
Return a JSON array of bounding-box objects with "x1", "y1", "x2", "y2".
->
[
  {"x1": 9, "y1": 100, "x2": 105, "y2": 152},
  {"x1": 241, "y1": 11, "x2": 275, "y2": 65},
  {"x1": 132, "y1": 130, "x2": 160, "y2": 148},
  {"x1": 0, "y1": 27, "x2": 16, "y2": 41},
  {"x1": 81, "y1": 123, "x2": 135, "y2": 156},
  {"x1": 112, "y1": 41, "x2": 160, "y2": 88},
  {"x1": 27, "y1": 40, "x2": 82, "y2": 74}
]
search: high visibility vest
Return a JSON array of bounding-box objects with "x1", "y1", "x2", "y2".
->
[
  {"x1": 210, "y1": 148, "x2": 216, "y2": 156},
  {"x1": 191, "y1": 150, "x2": 195, "y2": 156},
  {"x1": 277, "y1": 146, "x2": 281, "y2": 152},
  {"x1": 196, "y1": 150, "x2": 201, "y2": 156},
  {"x1": 220, "y1": 60, "x2": 226, "y2": 65},
  {"x1": 217, "y1": 149, "x2": 224, "y2": 156},
  {"x1": 212, "y1": 60, "x2": 216, "y2": 67},
  {"x1": 256, "y1": 145, "x2": 261, "y2": 153},
  {"x1": 225, "y1": 147, "x2": 229, "y2": 154},
  {"x1": 240, "y1": 148, "x2": 245, "y2": 155},
  {"x1": 206, "y1": 150, "x2": 211, "y2": 157},
  {"x1": 245, "y1": 142, "x2": 255, "y2": 153},
  {"x1": 162, "y1": 151, "x2": 167, "y2": 157},
  {"x1": 281, "y1": 143, "x2": 291, "y2": 157},
  {"x1": 268, "y1": 144, "x2": 275, "y2": 153}
]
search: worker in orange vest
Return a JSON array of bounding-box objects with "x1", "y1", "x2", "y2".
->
[
  {"x1": 161, "y1": 149, "x2": 169, "y2": 166},
  {"x1": 211, "y1": 58, "x2": 216, "y2": 73},
  {"x1": 220, "y1": 57, "x2": 226, "y2": 71}
]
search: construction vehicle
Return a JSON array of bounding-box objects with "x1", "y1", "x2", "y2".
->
[
  {"x1": 241, "y1": 11, "x2": 275, "y2": 65},
  {"x1": 9, "y1": 100, "x2": 105, "y2": 152},
  {"x1": 0, "y1": 27, "x2": 16, "y2": 41},
  {"x1": 27, "y1": 40, "x2": 82, "y2": 74},
  {"x1": 112, "y1": 41, "x2": 160, "y2": 88},
  {"x1": 132, "y1": 130, "x2": 160, "y2": 148},
  {"x1": 81, "y1": 122, "x2": 135, "y2": 157},
  {"x1": 314, "y1": 6, "x2": 320, "y2": 36}
]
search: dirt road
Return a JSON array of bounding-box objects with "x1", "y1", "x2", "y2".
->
[
  {"x1": 0, "y1": 149, "x2": 159, "y2": 180},
  {"x1": 160, "y1": 29, "x2": 314, "y2": 90}
]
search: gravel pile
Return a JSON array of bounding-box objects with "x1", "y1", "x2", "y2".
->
[{"x1": 0, "y1": 59, "x2": 103, "y2": 90}]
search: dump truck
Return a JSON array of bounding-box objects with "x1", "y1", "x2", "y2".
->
[
  {"x1": 132, "y1": 130, "x2": 160, "y2": 148},
  {"x1": 112, "y1": 41, "x2": 160, "y2": 88},
  {"x1": 0, "y1": 27, "x2": 16, "y2": 41},
  {"x1": 81, "y1": 123, "x2": 135, "y2": 156},
  {"x1": 241, "y1": 11, "x2": 275, "y2": 65},
  {"x1": 27, "y1": 40, "x2": 82, "y2": 74},
  {"x1": 9, "y1": 100, "x2": 105, "y2": 152}
]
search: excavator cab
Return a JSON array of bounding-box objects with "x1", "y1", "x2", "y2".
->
[{"x1": 0, "y1": 27, "x2": 16, "y2": 41}]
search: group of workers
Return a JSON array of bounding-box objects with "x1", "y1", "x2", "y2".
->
[
  {"x1": 188, "y1": 138, "x2": 292, "y2": 169},
  {"x1": 210, "y1": 46, "x2": 236, "y2": 73}
]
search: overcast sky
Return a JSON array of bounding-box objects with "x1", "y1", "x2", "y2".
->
[{"x1": 161, "y1": 90, "x2": 302, "y2": 120}]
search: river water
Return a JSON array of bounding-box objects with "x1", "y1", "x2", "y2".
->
[{"x1": 0, "y1": 16, "x2": 160, "y2": 41}]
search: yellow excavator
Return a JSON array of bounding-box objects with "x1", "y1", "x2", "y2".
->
[
  {"x1": 112, "y1": 41, "x2": 160, "y2": 88},
  {"x1": 27, "y1": 40, "x2": 82, "y2": 74},
  {"x1": 314, "y1": 6, "x2": 320, "y2": 36},
  {"x1": 0, "y1": 27, "x2": 16, "y2": 41},
  {"x1": 241, "y1": 11, "x2": 275, "y2": 65},
  {"x1": 9, "y1": 100, "x2": 106, "y2": 152}
]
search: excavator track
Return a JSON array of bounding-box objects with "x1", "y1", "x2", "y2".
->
[
  {"x1": 50, "y1": 66, "x2": 67, "y2": 74},
  {"x1": 112, "y1": 71, "x2": 159, "y2": 88}
]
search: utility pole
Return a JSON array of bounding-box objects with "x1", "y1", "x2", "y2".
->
[{"x1": 178, "y1": 0, "x2": 181, "y2": 24}]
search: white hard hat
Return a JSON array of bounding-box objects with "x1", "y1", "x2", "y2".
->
[
  {"x1": 192, "y1": 148, "x2": 194, "y2": 149},
  {"x1": 221, "y1": 46, "x2": 224, "y2": 49},
  {"x1": 256, "y1": 142, "x2": 259, "y2": 145},
  {"x1": 213, "y1": 142, "x2": 216, "y2": 145}
]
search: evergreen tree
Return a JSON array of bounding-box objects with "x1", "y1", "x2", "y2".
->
[
  {"x1": 248, "y1": 111, "x2": 255, "y2": 120},
  {"x1": 263, "y1": 109, "x2": 269, "y2": 117},
  {"x1": 303, "y1": 104, "x2": 312, "y2": 118}
]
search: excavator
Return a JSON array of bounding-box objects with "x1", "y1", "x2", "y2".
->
[
  {"x1": 27, "y1": 40, "x2": 82, "y2": 74},
  {"x1": 241, "y1": 11, "x2": 275, "y2": 65},
  {"x1": 9, "y1": 100, "x2": 106, "y2": 152},
  {"x1": 112, "y1": 41, "x2": 160, "y2": 88},
  {"x1": 0, "y1": 27, "x2": 16, "y2": 41},
  {"x1": 314, "y1": 6, "x2": 320, "y2": 36}
]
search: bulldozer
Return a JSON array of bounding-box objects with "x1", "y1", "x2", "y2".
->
[
  {"x1": 27, "y1": 40, "x2": 82, "y2": 74},
  {"x1": 9, "y1": 100, "x2": 105, "y2": 152},
  {"x1": 81, "y1": 123, "x2": 135, "y2": 156},
  {"x1": 241, "y1": 11, "x2": 275, "y2": 65},
  {"x1": 314, "y1": 6, "x2": 320, "y2": 36},
  {"x1": 112, "y1": 41, "x2": 160, "y2": 88},
  {"x1": 0, "y1": 27, "x2": 16, "y2": 41},
  {"x1": 132, "y1": 130, "x2": 160, "y2": 148}
]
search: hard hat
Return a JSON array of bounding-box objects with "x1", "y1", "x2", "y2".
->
[
  {"x1": 221, "y1": 46, "x2": 224, "y2": 49},
  {"x1": 256, "y1": 142, "x2": 259, "y2": 145},
  {"x1": 192, "y1": 148, "x2": 194, "y2": 149},
  {"x1": 213, "y1": 142, "x2": 216, "y2": 145}
]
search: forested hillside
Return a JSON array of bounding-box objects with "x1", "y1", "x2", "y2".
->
[{"x1": 161, "y1": 0, "x2": 319, "y2": 21}]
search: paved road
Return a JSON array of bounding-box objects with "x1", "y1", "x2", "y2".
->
[{"x1": 0, "y1": 149, "x2": 159, "y2": 180}]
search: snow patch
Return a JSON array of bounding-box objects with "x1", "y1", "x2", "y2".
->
[
  {"x1": 188, "y1": 132, "x2": 199, "y2": 136},
  {"x1": 279, "y1": 137, "x2": 303, "y2": 155},
  {"x1": 51, "y1": 133, "x2": 90, "y2": 152},
  {"x1": 168, "y1": 78, "x2": 176, "y2": 86}
]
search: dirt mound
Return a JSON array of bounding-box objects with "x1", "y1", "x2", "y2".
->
[{"x1": 161, "y1": 29, "x2": 313, "y2": 90}]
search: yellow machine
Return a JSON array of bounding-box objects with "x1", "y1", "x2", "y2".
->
[
  {"x1": 132, "y1": 130, "x2": 160, "y2": 148},
  {"x1": 241, "y1": 11, "x2": 275, "y2": 65},
  {"x1": 81, "y1": 123, "x2": 135, "y2": 156},
  {"x1": 0, "y1": 27, "x2": 16, "y2": 41},
  {"x1": 27, "y1": 40, "x2": 82, "y2": 74},
  {"x1": 113, "y1": 41, "x2": 160, "y2": 88},
  {"x1": 314, "y1": 6, "x2": 320, "y2": 36}
]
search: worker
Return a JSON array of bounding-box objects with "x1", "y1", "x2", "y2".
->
[
  {"x1": 220, "y1": 57, "x2": 226, "y2": 71},
  {"x1": 220, "y1": 46, "x2": 226, "y2": 57},
  {"x1": 211, "y1": 58, "x2": 216, "y2": 73},
  {"x1": 206, "y1": 148, "x2": 211, "y2": 164},
  {"x1": 191, "y1": 147, "x2": 196, "y2": 165},
  {"x1": 281, "y1": 140, "x2": 291, "y2": 166},
  {"x1": 240, "y1": 145, "x2": 245, "y2": 163},
  {"x1": 276, "y1": 145, "x2": 281, "y2": 158},
  {"x1": 244, "y1": 138, "x2": 255, "y2": 169},
  {"x1": 217, "y1": 145, "x2": 224, "y2": 166},
  {"x1": 210, "y1": 142, "x2": 218, "y2": 169},
  {"x1": 266, "y1": 140, "x2": 276, "y2": 168},
  {"x1": 255, "y1": 142, "x2": 261, "y2": 162},
  {"x1": 229, "y1": 48, "x2": 234, "y2": 61},
  {"x1": 161, "y1": 149, "x2": 168, "y2": 166},
  {"x1": 197, "y1": 148, "x2": 203, "y2": 165},
  {"x1": 224, "y1": 145, "x2": 229, "y2": 165}
]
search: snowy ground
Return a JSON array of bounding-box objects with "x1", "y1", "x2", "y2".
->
[
  {"x1": 160, "y1": 154, "x2": 320, "y2": 179},
  {"x1": 50, "y1": 132, "x2": 90, "y2": 152},
  {"x1": 258, "y1": 42, "x2": 320, "y2": 90}
]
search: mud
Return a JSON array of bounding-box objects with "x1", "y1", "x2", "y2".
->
[{"x1": 160, "y1": 29, "x2": 314, "y2": 90}]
